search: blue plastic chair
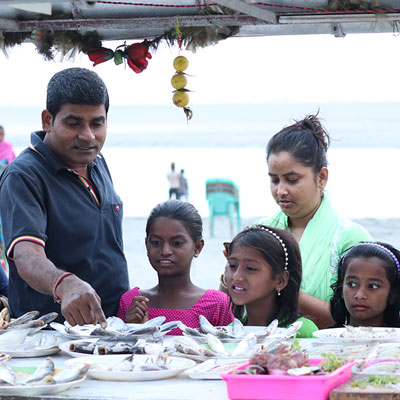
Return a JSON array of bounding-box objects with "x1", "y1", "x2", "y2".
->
[{"x1": 205, "y1": 178, "x2": 241, "y2": 237}]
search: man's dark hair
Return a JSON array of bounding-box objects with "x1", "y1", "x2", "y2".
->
[{"x1": 46, "y1": 67, "x2": 109, "y2": 119}]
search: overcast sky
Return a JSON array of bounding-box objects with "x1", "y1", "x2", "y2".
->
[{"x1": 1, "y1": 32, "x2": 400, "y2": 107}]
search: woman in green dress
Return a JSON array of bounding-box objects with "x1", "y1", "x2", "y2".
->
[{"x1": 221, "y1": 114, "x2": 372, "y2": 328}]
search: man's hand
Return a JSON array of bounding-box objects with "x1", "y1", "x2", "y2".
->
[
  {"x1": 13, "y1": 241, "x2": 107, "y2": 327},
  {"x1": 56, "y1": 275, "x2": 107, "y2": 328},
  {"x1": 125, "y1": 296, "x2": 149, "y2": 323}
]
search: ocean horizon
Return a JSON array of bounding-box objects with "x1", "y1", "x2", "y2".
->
[{"x1": 2, "y1": 101, "x2": 400, "y2": 219}]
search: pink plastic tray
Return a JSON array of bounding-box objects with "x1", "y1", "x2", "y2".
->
[{"x1": 221, "y1": 358, "x2": 356, "y2": 400}]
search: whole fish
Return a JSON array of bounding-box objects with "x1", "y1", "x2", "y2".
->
[
  {"x1": 142, "y1": 316, "x2": 166, "y2": 328},
  {"x1": 206, "y1": 334, "x2": 229, "y2": 356},
  {"x1": 111, "y1": 354, "x2": 135, "y2": 371},
  {"x1": 284, "y1": 320, "x2": 303, "y2": 338},
  {"x1": 231, "y1": 333, "x2": 257, "y2": 357},
  {"x1": 199, "y1": 316, "x2": 232, "y2": 339},
  {"x1": 0, "y1": 360, "x2": 17, "y2": 385},
  {"x1": 199, "y1": 315, "x2": 219, "y2": 336},
  {"x1": 231, "y1": 318, "x2": 244, "y2": 338},
  {"x1": 178, "y1": 322, "x2": 205, "y2": 337},
  {"x1": 7, "y1": 311, "x2": 40, "y2": 328},
  {"x1": 106, "y1": 316, "x2": 129, "y2": 332},
  {"x1": 53, "y1": 364, "x2": 89, "y2": 384},
  {"x1": 24, "y1": 357, "x2": 55, "y2": 384},
  {"x1": 37, "y1": 312, "x2": 58, "y2": 324}
]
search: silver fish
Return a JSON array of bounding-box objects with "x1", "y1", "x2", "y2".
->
[
  {"x1": 111, "y1": 354, "x2": 135, "y2": 371},
  {"x1": 11, "y1": 320, "x2": 45, "y2": 330},
  {"x1": 127, "y1": 325, "x2": 161, "y2": 337},
  {"x1": 24, "y1": 357, "x2": 55, "y2": 384},
  {"x1": 231, "y1": 333, "x2": 257, "y2": 357},
  {"x1": 90, "y1": 327, "x2": 121, "y2": 337},
  {"x1": 284, "y1": 320, "x2": 303, "y2": 338},
  {"x1": 206, "y1": 334, "x2": 229, "y2": 356},
  {"x1": 37, "y1": 312, "x2": 58, "y2": 324},
  {"x1": 231, "y1": 318, "x2": 244, "y2": 338},
  {"x1": 142, "y1": 316, "x2": 166, "y2": 327},
  {"x1": 7, "y1": 311, "x2": 40, "y2": 327},
  {"x1": 178, "y1": 322, "x2": 205, "y2": 337},
  {"x1": 199, "y1": 315, "x2": 219, "y2": 336},
  {"x1": 106, "y1": 316, "x2": 129, "y2": 331},
  {"x1": 159, "y1": 321, "x2": 181, "y2": 333},
  {"x1": 0, "y1": 360, "x2": 17, "y2": 385},
  {"x1": 53, "y1": 364, "x2": 89, "y2": 384},
  {"x1": 174, "y1": 343, "x2": 203, "y2": 356}
]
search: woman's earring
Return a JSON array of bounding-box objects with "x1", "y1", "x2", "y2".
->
[
  {"x1": 194, "y1": 252, "x2": 199, "y2": 258},
  {"x1": 277, "y1": 288, "x2": 281, "y2": 296}
]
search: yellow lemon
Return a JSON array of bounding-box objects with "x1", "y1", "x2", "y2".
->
[
  {"x1": 171, "y1": 73, "x2": 187, "y2": 90},
  {"x1": 173, "y1": 56, "x2": 189, "y2": 72},
  {"x1": 173, "y1": 91, "x2": 189, "y2": 108}
]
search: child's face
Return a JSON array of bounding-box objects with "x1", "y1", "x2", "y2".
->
[
  {"x1": 343, "y1": 256, "x2": 391, "y2": 327},
  {"x1": 146, "y1": 217, "x2": 203, "y2": 276},
  {"x1": 225, "y1": 243, "x2": 284, "y2": 308}
]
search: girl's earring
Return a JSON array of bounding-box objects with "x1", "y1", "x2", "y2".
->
[
  {"x1": 194, "y1": 252, "x2": 199, "y2": 258},
  {"x1": 276, "y1": 288, "x2": 281, "y2": 296}
]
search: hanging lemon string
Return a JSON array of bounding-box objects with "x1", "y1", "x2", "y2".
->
[{"x1": 172, "y1": 16, "x2": 193, "y2": 122}]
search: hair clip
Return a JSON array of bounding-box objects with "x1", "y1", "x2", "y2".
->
[
  {"x1": 342, "y1": 242, "x2": 400, "y2": 278},
  {"x1": 253, "y1": 225, "x2": 289, "y2": 270}
]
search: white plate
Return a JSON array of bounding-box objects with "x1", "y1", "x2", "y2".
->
[
  {"x1": 0, "y1": 374, "x2": 85, "y2": 396},
  {"x1": 65, "y1": 354, "x2": 196, "y2": 381},
  {"x1": 59, "y1": 338, "x2": 99, "y2": 358},
  {"x1": 182, "y1": 326, "x2": 289, "y2": 344},
  {"x1": 0, "y1": 332, "x2": 63, "y2": 357},
  {"x1": 184, "y1": 358, "x2": 247, "y2": 380},
  {"x1": 313, "y1": 327, "x2": 400, "y2": 342},
  {"x1": 50, "y1": 322, "x2": 162, "y2": 340}
]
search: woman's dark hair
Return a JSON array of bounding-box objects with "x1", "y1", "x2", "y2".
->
[
  {"x1": 146, "y1": 199, "x2": 203, "y2": 243},
  {"x1": 46, "y1": 67, "x2": 109, "y2": 119},
  {"x1": 266, "y1": 113, "x2": 331, "y2": 175},
  {"x1": 227, "y1": 225, "x2": 302, "y2": 326},
  {"x1": 330, "y1": 242, "x2": 400, "y2": 327}
]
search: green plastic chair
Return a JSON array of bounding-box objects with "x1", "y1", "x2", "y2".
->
[{"x1": 205, "y1": 178, "x2": 241, "y2": 237}]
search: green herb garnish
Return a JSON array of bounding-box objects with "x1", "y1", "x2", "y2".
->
[
  {"x1": 351, "y1": 375, "x2": 400, "y2": 388},
  {"x1": 320, "y1": 352, "x2": 346, "y2": 372}
]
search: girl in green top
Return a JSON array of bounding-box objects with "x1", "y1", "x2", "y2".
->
[{"x1": 224, "y1": 224, "x2": 317, "y2": 338}]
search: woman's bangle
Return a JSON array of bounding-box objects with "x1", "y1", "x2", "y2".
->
[
  {"x1": 220, "y1": 273, "x2": 228, "y2": 290},
  {"x1": 52, "y1": 272, "x2": 74, "y2": 304}
]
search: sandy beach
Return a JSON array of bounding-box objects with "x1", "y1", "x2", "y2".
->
[{"x1": 122, "y1": 216, "x2": 400, "y2": 291}]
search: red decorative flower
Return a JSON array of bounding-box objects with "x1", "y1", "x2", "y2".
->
[
  {"x1": 125, "y1": 40, "x2": 152, "y2": 73},
  {"x1": 88, "y1": 47, "x2": 114, "y2": 66}
]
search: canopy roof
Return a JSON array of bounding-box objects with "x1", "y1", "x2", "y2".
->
[{"x1": 1, "y1": 0, "x2": 399, "y2": 43}]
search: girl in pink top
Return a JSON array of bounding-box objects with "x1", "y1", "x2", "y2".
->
[{"x1": 117, "y1": 200, "x2": 234, "y2": 335}]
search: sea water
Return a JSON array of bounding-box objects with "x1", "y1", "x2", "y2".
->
[{"x1": 4, "y1": 102, "x2": 400, "y2": 219}]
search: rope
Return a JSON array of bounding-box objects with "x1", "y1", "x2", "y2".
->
[{"x1": 96, "y1": 1, "x2": 399, "y2": 14}]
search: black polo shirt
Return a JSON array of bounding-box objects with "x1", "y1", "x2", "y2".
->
[{"x1": 0, "y1": 131, "x2": 129, "y2": 321}]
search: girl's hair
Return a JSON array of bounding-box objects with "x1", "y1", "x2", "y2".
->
[
  {"x1": 227, "y1": 225, "x2": 302, "y2": 326},
  {"x1": 330, "y1": 242, "x2": 400, "y2": 327},
  {"x1": 266, "y1": 113, "x2": 331, "y2": 175},
  {"x1": 146, "y1": 199, "x2": 203, "y2": 243}
]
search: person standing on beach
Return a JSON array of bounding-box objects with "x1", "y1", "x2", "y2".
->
[
  {"x1": 178, "y1": 169, "x2": 189, "y2": 201},
  {"x1": 167, "y1": 162, "x2": 180, "y2": 199},
  {"x1": 0, "y1": 125, "x2": 16, "y2": 169},
  {"x1": 0, "y1": 67, "x2": 129, "y2": 325}
]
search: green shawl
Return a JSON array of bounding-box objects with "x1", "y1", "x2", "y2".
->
[{"x1": 259, "y1": 196, "x2": 372, "y2": 302}]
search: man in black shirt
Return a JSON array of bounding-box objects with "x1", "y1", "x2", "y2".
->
[{"x1": 0, "y1": 68, "x2": 129, "y2": 326}]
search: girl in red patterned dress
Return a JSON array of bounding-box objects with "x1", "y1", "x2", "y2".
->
[{"x1": 117, "y1": 199, "x2": 234, "y2": 335}]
